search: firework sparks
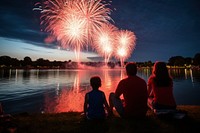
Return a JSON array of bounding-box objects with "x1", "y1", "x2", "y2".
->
[
  {"x1": 34, "y1": 0, "x2": 137, "y2": 65},
  {"x1": 75, "y1": 0, "x2": 112, "y2": 43},
  {"x1": 93, "y1": 23, "x2": 118, "y2": 65},
  {"x1": 115, "y1": 30, "x2": 136, "y2": 67},
  {"x1": 36, "y1": 0, "x2": 113, "y2": 63}
]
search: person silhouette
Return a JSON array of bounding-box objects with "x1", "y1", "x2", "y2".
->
[
  {"x1": 147, "y1": 61, "x2": 176, "y2": 110},
  {"x1": 109, "y1": 62, "x2": 148, "y2": 118},
  {"x1": 84, "y1": 76, "x2": 111, "y2": 120}
]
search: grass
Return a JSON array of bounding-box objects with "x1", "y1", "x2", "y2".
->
[{"x1": 1, "y1": 105, "x2": 200, "y2": 133}]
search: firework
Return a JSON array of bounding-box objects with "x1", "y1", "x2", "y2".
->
[
  {"x1": 115, "y1": 30, "x2": 136, "y2": 67},
  {"x1": 75, "y1": 0, "x2": 112, "y2": 43},
  {"x1": 93, "y1": 23, "x2": 118, "y2": 65},
  {"x1": 36, "y1": 0, "x2": 112, "y2": 63}
]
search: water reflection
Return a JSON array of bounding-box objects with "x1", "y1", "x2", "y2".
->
[
  {"x1": 42, "y1": 68, "x2": 124, "y2": 113},
  {"x1": 0, "y1": 68, "x2": 200, "y2": 114},
  {"x1": 169, "y1": 68, "x2": 197, "y2": 82},
  {"x1": 189, "y1": 69, "x2": 194, "y2": 83},
  {"x1": 44, "y1": 68, "x2": 200, "y2": 113}
]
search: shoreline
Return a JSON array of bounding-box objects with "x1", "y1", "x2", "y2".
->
[
  {"x1": 0, "y1": 66, "x2": 200, "y2": 70},
  {"x1": 1, "y1": 105, "x2": 200, "y2": 133}
]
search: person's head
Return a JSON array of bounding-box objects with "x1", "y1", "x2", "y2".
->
[
  {"x1": 153, "y1": 61, "x2": 168, "y2": 77},
  {"x1": 152, "y1": 61, "x2": 171, "y2": 87},
  {"x1": 90, "y1": 76, "x2": 101, "y2": 90},
  {"x1": 125, "y1": 62, "x2": 137, "y2": 76}
]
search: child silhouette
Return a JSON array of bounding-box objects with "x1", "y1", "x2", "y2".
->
[{"x1": 84, "y1": 76, "x2": 111, "y2": 120}]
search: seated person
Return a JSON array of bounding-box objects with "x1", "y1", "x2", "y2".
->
[
  {"x1": 84, "y1": 76, "x2": 111, "y2": 120},
  {"x1": 147, "y1": 61, "x2": 176, "y2": 110},
  {"x1": 109, "y1": 62, "x2": 148, "y2": 118}
]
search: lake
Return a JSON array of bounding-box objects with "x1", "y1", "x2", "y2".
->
[{"x1": 0, "y1": 67, "x2": 200, "y2": 114}]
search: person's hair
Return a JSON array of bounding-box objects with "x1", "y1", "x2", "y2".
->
[
  {"x1": 152, "y1": 61, "x2": 172, "y2": 87},
  {"x1": 125, "y1": 62, "x2": 137, "y2": 76},
  {"x1": 90, "y1": 76, "x2": 101, "y2": 89}
]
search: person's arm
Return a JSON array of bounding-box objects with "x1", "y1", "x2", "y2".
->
[
  {"x1": 102, "y1": 93, "x2": 111, "y2": 116},
  {"x1": 115, "y1": 81, "x2": 123, "y2": 98},
  {"x1": 84, "y1": 93, "x2": 89, "y2": 118},
  {"x1": 147, "y1": 78, "x2": 153, "y2": 97}
]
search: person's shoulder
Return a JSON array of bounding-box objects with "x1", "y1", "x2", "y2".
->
[
  {"x1": 118, "y1": 77, "x2": 128, "y2": 83},
  {"x1": 148, "y1": 75, "x2": 155, "y2": 82},
  {"x1": 149, "y1": 75, "x2": 155, "y2": 79},
  {"x1": 86, "y1": 90, "x2": 93, "y2": 95},
  {"x1": 85, "y1": 92, "x2": 89, "y2": 96},
  {"x1": 121, "y1": 76, "x2": 128, "y2": 80},
  {"x1": 136, "y1": 75, "x2": 146, "y2": 82},
  {"x1": 98, "y1": 90, "x2": 105, "y2": 94},
  {"x1": 96, "y1": 90, "x2": 106, "y2": 98},
  {"x1": 135, "y1": 76, "x2": 147, "y2": 87}
]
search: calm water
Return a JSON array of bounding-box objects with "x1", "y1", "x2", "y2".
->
[{"x1": 0, "y1": 68, "x2": 200, "y2": 114}]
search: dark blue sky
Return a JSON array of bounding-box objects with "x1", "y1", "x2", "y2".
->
[{"x1": 0, "y1": 0, "x2": 200, "y2": 62}]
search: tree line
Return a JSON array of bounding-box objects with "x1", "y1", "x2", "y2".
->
[
  {"x1": 168, "y1": 53, "x2": 200, "y2": 66},
  {"x1": 0, "y1": 53, "x2": 200, "y2": 69}
]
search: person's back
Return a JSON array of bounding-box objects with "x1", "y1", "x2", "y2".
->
[
  {"x1": 84, "y1": 76, "x2": 110, "y2": 120},
  {"x1": 148, "y1": 76, "x2": 176, "y2": 107},
  {"x1": 148, "y1": 62, "x2": 176, "y2": 109},
  {"x1": 87, "y1": 89, "x2": 106, "y2": 119},
  {"x1": 110, "y1": 62, "x2": 148, "y2": 118},
  {"x1": 116, "y1": 74, "x2": 147, "y2": 117}
]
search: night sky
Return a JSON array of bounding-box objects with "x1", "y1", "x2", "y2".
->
[{"x1": 0, "y1": 0, "x2": 200, "y2": 62}]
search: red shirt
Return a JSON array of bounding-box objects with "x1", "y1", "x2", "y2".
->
[
  {"x1": 115, "y1": 75, "x2": 148, "y2": 117},
  {"x1": 148, "y1": 76, "x2": 176, "y2": 107}
]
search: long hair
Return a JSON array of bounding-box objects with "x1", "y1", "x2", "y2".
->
[{"x1": 152, "y1": 61, "x2": 172, "y2": 87}]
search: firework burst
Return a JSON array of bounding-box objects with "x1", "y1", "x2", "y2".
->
[
  {"x1": 115, "y1": 30, "x2": 136, "y2": 67},
  {"x1": 34, "y1": 0, "x2": 137, "y2": 65},
  {"x1": 75, "y1": 0, "x2": 112, "y2": 43},
  {"x1": 93, "y1": 23, "x2": 118, "y2": 65},
  {"x1": 36, "y1": 0, "x2": 112, "y2": 63}
]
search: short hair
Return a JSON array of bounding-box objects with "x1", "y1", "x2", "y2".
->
[
  {"x1": 90, "y1": 76, "x2": 101, "y2": 89},
  {"x1": 125, "y1": 62, "x2": 137, "y2": 76}
]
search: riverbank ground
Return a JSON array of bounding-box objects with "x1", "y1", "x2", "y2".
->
[{"x1": 1, "y1": 105, "x2": 200, "y2": 133}]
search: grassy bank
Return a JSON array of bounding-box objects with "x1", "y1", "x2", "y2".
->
[{"x1": 2, "y1": 105, "x2": 200, "y2": 133}]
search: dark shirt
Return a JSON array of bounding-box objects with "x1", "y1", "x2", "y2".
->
[
  {"x1": 86, "y1": 90, "x2": 106, "y2": 119},
  {"x1": 115, "y1": 75, "x2": 148, "y2": 117}
]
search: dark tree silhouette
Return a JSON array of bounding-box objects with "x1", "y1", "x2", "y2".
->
[
  {"x1": 193, "y1": 53, "x2": 200, "y2": 65},
  {"x1": 10, "y1": 58, "x2": 20, "y2": 67},
  {"x1": 185, "y1": 57, "x2": 192, "y2": 66},
  {"x1": 23, "y1": 56, "x2": 32, "y2": 66},
  {"x1": 35, "y1": 58, "x2": 50, "y2": 67},
  {"x1": 0, "y1": 56, "x2": 11, "y2": 67},
  {"x1": 168, "y1": 56, "x2": 185, "y2": 66}
]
